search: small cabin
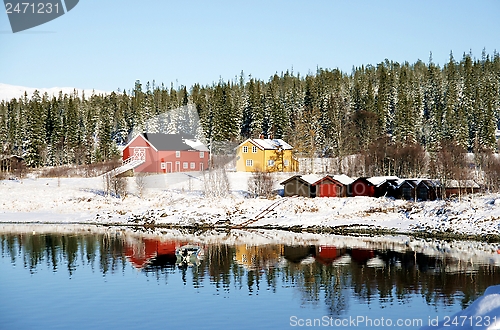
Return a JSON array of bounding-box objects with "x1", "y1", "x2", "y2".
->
[
  {"x1": 0, "y1": 155, "x2": 24, "y2": 173},
  {"x1": 349, "y1": 177, "x2": 376, "y2": 197},
  {"x1": 444, "y1": 180, "x2": 480, "y2": 197},
  {"x1": 280, "y1": 174, "x2": 321, "y2": 197},
  {"x1": 312, "y1": 174, "x2": 353, "y2": 197},
  {"x1": 366, "y1": 176, "x2": 399, "y2": 197},
  {"x1": 394, "y1": 179, "x2": 440, "y2": 201}
]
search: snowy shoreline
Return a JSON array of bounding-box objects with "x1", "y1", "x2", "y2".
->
[{"x1": 1, "y1": 174, "x2": 500, "y2": 241}]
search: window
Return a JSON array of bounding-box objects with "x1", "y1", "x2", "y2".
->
[
  {"x1": 175, "y1": 151, "x2": 180, "y2": 158},
  {"x1": 160, "y1": 162, "x2": 166, "y2": 169},
  {"x1": 242, "y1": 146, "x2": 248, "y2": 153},
  {"x1": 190, "y1": 162, "x2": 195, "y2": 169},
  {"x1": 183, "y1": 162, "x2": 188, "y2": 169},
  {"x1": 252, "y1": 146, "x2": 257, "y2": 153},
  {"x1": 200, "y1": 151, "x2": 204, "y2": 158},
  {"x1": 284, "y1": 159, "x2": 289, "y2": 166},
  {"x1": 246, "y1": 159, "x2": 253, "y2": 167},
  {"x1": 268, "y1": 159, "x2": 275, "y2": 166}
]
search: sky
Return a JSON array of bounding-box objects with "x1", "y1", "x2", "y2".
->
[{"x1": 1, "y1": 0, "x2": 500, "y2": 93}]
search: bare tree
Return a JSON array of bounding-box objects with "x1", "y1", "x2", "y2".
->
[
  {"x1": 248, "y1": 169, "x2": 274, "y2": 197},
  {"x1": 203, "y1": 156, "x2": 230, "y2": 198},
  {"x1": 135, "y1": 172, "x2": 148, "y2": 198}
]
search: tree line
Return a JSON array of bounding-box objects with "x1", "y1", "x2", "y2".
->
[{"x1": 1, "y1": 51, "x2": 500, "y2": 188}]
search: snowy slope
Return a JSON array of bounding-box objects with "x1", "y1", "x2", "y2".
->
[{"x1": 1, "y1": 173, "x2": 500, "y2": 238}]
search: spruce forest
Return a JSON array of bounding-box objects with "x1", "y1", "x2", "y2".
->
[{"x1": 1, "y1": 52, "x2": 500, "y2": 190}]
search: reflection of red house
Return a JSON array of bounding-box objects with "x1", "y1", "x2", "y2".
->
[
  {"x1": 350, "y1": 248, "x2": 375, "y2": 264},
  {"x1": 122, "y1": 133, "x2": 209, "y2": 174},
  {"x1": 125, "y1": 238, "x2": 180, "y2": 269},
  {"x1": 349, "y1": 178, "x2": 375, "y2": 197},
  {"x1": 315, "y1": 246, "x2": 342, "y2": 265}
]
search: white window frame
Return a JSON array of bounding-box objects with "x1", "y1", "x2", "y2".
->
[
  {"x1": 268, "y1": 159, "x2": 275, "y2": 166},
  {"x1": 242, "y1": 146, "x2": 248, "y2": 153},
  {"x1": 183, "y1": 162, "x2": 188, "y2": 169},
  {"x1": 246, "y1": 159, "x2": 253, "y2": 167},
  {"x1": 160, "y1": 162, "x2": 166, "y2": 169},
  {"x1": 190, "y1": 162, "x2": 195, "y2": 169},
  {"x1": 200, "y1": 151, "x2": 204, "y2": 158},
  {"x1": 175, "y1": 151, "x2": 181, "y2": 158},
  {"x1": 252, "y1": 146, "x2": 257, "y2": 153},
  {"x1": 284, "y1": 159, "x2": 289, "y2": 166}
]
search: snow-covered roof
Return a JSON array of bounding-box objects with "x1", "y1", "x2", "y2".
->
[
  {"x1": 329, "y1": 174, "x2": 354, "y2": 185},
  {"x1": 280, "y1": 174, "x2": 322, "y2": 185},
  {"x1": 395, "y1": 178, "x2": 441, "y2": 188},
  {"x1": 446, "y1": 180, "x2": 480, "y2": 189},
  {"x1": 300, "y1": 174, "x2": 323, "y2": 185},
  {"x1": 184, "y1": 139, "x2": 209, "y2": 151},
  {"x1": 367, "y1": 176, "x2": 399, "y2": 186},
  {"x1": 246, "y1": 138, "x2": 293, "y2": 150}
]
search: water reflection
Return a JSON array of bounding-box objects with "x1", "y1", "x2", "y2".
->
[{"x1": 1, "y1": 228, "x2": 499, "y2": 316}]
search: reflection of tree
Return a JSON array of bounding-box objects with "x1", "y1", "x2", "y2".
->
[{"x1": 1, "y1": 232, "x2": 499, "y2": 313}]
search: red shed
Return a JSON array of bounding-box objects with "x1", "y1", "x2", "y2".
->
[
  {"x1": 122, "y1": 133, "x2": 209, "y2": 174},
  {"x1": 312, "y1": 174, "x2": 353, "y2": 197},
  {"x1": 349, "y1": 177, "x2": 376, "y2": 197}
]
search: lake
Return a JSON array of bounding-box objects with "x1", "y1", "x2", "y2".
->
[{"x1": 1, "y1": 225, "x2": 499, "y2": 329}]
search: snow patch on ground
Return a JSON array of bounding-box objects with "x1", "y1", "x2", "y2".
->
[{"x1": 1, "y1": 174, "x2": 500, "y2": 237}]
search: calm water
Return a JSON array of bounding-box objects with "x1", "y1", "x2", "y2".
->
[{"x1": 1, "y1": 227, "x2": 499, "y2": 330}]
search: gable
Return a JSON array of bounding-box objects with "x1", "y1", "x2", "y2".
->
[
  {"x1": 237, "y1": 138, "x2": 294, "y2": 151},
  {"x1": 123, "y1": 134, "x2": 157, "y2": 151}
]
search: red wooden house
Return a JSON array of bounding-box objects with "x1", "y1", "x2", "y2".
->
[{"x1": 122, "y1": 133, "x2": 209, "y2": 173}]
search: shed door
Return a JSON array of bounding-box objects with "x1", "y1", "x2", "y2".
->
[
  {"x1": 320, "y1": 183, "x2": 337, "y2": 197},
  {"x1": 417, "y1": 187, "x2": 427, "y2": 201}
]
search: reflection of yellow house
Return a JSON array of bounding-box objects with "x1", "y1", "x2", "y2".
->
[
  {"x1": 235, "y1": 244, "x2": 283, "y2": 270},
  {"x1": 235, "y1": 138, "x2": 299, "y2": 172}
]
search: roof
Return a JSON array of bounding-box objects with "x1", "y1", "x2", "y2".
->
[
  {"x1": 184, "y1": 139, "x2": 209, "y2": 151},
  {"x1": 129, "y1": 133, "x2": 208, "y2": 152},
  {"x1": 238, "y1": 138, "x2": 293, "y2": 150},
  {"x1": 330, "y1": 174, "x2": 354, "y2": 185},
  {"x1": 313, "y1": 174, "x2": 354, "y2": 186},
  {"x1": 446, "y1": 180, "x2": 480, "y2": 189},
  {"x1": 367, "y1": 176, "x2": 399, "y2": 187},
  {"x1": 396, "y1": 178, "x2": 442, "y2": 189},
  {"x1": 301, "y1": 174, "x2": 323, "y2": 185},
  {"x1": 280, "y1": 174, "x2": 322, "y2": 186}
]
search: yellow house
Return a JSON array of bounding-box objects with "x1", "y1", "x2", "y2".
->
[{"x1": 235, "y1": 138, "x2": 299, "y2": 172}]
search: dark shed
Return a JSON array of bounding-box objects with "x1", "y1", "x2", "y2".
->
[{"x1": 280, "y1": 174, "x2": 321, "y2": 198}]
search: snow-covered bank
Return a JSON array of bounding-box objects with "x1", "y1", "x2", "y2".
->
[
  {"x1": 1, "y1": 175, "x2": 500, "y2": 238},
  {"x1": 420, "y1": 285, "x2": 500, "y2": 329}
]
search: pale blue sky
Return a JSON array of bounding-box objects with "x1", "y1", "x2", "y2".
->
[{"x1": 1, "y1": 0, "x2": 499, "y2": 92}]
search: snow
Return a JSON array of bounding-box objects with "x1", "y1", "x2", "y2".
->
[
  {"x1": 0, "y1": 83, "x2": 109, "y2": 101},
  {"x1": 330, "y1": 174, "x2": 354, "y2": 185},
  {"x1": 183, "y1": 139, "x2": 209, "y2": 151},
  {"x1": 300, "y1": 174, "x2": 323, "y2": 185},
  {"x1": 367, "y1": 176, "x2": 399, "y2": 186},
  {"x1": 420, "y1": 285, "x2": 500, "y2": 329},
  {"x1": 1, "y1": 172, "x2": 500, "y2": 240},
  {"x1": 249, "y1": 138, "x2": 293, "y2": 150},
  {"x1": 2, "y1": 172, "x2": 499, "y2": 328}
]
